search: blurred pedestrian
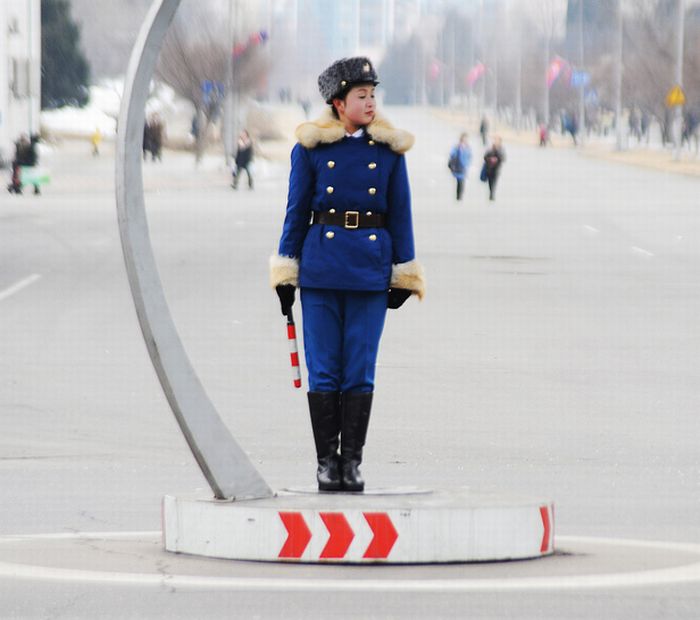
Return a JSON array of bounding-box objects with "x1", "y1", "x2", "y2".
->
[
  {"x1": 479, "y1": 116, "x2": 489, "y2": 146},
  {"x1": 538, "y1": 122, "x2": 549, "y2": 147},
  {"x1": 231, "y1": 129, "x2": 254, "y2": 190},
  {"x1": 269, "y1": 56, "x2": 425, "y2": 492},
  {"x1": 629, "y1": 108, "x2": 641, "y2": 142},
  {"x1": 148, "y1": 114, "x2": 164, "y2": 161},
  {"x1": 91, "y1": 127, "x2": 102, "y2": 156},
  {"x1": 299, "y1": 98, "x2": 311, "y2": 119},
  {"x1": 190, "y1": 114, "x2": 200, "y2": 142},
  {"x1": 448, "y1": 132, "x2": 472, "y2": 201},
  {"x1": 483, "y1": 136, "x2": 505, "y2": 202},
  {"x1": 7, "y1": 133, "x2": 42, "y2": 195},
  {"x1": 7, "y1": 134, "x2": 30, "y2": 194},
  {"x1": 142, "y1": 122, "x2": 152, "y2": 161},
  {"x1": 564, "y1": 112, "x2": 578, "y2": 146}
]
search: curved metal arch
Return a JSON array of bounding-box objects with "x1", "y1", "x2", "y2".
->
[{"x1": 115, "y1": 0, "x2": 272, "y2": 500}]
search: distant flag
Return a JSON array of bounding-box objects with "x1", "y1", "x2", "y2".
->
[
  {"x1": 233, "y1": 30, "x2": 269, "y2": 58},
  {"x1": 546, "y1": 57, "x2": 568, "y2": 88},
  {"x1": 570, "y1": 70, "x2": 590, "y2": 88},
  {"x1": 466, "y1": 62, "x2": 485, "y2": 86}
]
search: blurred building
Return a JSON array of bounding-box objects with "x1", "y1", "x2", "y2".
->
[
  {"x1": 268, "y1": 0, "x2": 479, "y2": 99},
  {"x1": 0, "y1": 0, "x2": 41, "y2": 166}
]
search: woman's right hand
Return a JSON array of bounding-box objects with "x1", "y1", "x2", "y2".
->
[{"x1": 275, "y1": 284, "x2": 296, "y2": 316}]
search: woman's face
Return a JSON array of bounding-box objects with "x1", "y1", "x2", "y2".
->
[{"x1": 334, "y1": 85, "x2": 376, "y2": 129}]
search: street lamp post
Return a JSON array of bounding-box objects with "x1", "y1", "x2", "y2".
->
[
  {"x1": 224, "y1": 0, "x2": 234, "y2": 167},
  {"x1": 511, "y1": 4, "x2": 522, "y2": 131},
  {"x1": 577, "y1": 0, "x2": 585, "y2": 144},
  {"x1": 614, "y1": 0, "x2": 624, "y2": 151},
  {"x1": 673, "y1": 0, "x2": 685, "y2": 161},
  {"x1": 543, "y1": 34, "x2": 550, "y2": 127}
]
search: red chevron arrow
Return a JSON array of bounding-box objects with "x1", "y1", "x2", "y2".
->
[
  {"x1": 279, "y1": 512, "x2": 312, "y2": 559},
  {"x1": 363, "y1": 512, "x2": 398, "y2": 559},
  {"x1": 319, "y1": 512, "x2": 355, "y2": 559},
  {"x1": 540, "y1": 505, "x2": 552, "y2": 553}
]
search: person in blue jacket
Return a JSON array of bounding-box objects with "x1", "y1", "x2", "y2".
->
[
  {"x1": 269, "y1": 57, "x2": 425, "y2": 492},
  {"x1": 449, "y1": 132, "x2": 472, "y2": 201}
]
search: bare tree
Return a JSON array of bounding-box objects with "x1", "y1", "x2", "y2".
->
[{"x1": 155, "y1": 0, "x2": 268, "y2": 161}]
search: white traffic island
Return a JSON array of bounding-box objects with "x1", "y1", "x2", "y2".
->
[{"x1": 163, "y1": 489, "x2": 554, "y2": 563}]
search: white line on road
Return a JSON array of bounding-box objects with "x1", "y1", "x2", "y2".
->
[
  {"x1": 583, "y1": 225, "x2": 599, "y2": 233},
  {"x1": 630, "y1": 246, "x2": 655, "y2": 257},
  {"x1": 0, "y1": 274, "x2": 41, "y2": 302},
  {"x1": 1, "y1": 533, "x2": 700, "y2": 592}
]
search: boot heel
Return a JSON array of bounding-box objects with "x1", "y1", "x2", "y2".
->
[
  {"x1": 317, "y1": 455, "x2": 342, "y2": 491},
  {"x1": 341, "y1": 460, "x2": 364, "y2": 492}
]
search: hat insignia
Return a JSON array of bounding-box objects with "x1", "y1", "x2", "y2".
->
[{"x1": 363, "y1": 63, "x2": 370, "y2": 73}]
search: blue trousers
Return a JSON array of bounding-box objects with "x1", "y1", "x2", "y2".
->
[{"x1": 300, "y1": 288, "x2": 388, "y2": 393}]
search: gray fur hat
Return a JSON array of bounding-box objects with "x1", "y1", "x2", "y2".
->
[{"x1": 318, "y1": 57, "x2": 379, "y2": 103}]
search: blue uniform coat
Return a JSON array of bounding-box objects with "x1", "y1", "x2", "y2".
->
[{"x1": 270, "y1": 111, "x2": 425, "y2": 299}]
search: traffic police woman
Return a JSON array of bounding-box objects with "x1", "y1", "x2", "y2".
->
[{"x1": 270, "y1": 57, "x2": 425, "y2": 492}]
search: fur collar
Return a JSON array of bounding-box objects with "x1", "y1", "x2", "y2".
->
[{"x1": 295, "y1": 109, "x2": 414, "y2": 154}]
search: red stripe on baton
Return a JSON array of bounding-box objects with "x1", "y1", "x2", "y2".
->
[{"x1": 287, "y1": 318, "x2": 302, "y2": 389}]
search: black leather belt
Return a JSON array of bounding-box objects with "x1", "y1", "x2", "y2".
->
[{"x1": 311, "y1": 210, "x2": 385, "y2": 229}]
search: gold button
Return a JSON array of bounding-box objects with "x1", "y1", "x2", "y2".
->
[
  {"x1": 326, "y1": 186, "x2": 334, "y2": 194},
  {"x1": 326, "y1": 231, "x2": 335, "y2": 239},
  {"x1": 327, "y1": 161, "x2": 335, "y2": 168},
  {"x1": 368, "y1": 140, "x2": 375, "y2": 145},
  {"x1": 366, "y1": 211, "x2": 372, "y2": 216},
  {"x1": 368, "y1": 187, "x2": 377, "y2": 195},
  {"x1": 368, "y1": 162, "x2": 377, "y2": 169},
  {"x1": 369, "y1": 234, "x2": 377, "y2": 241},
  {"x1": 329, "y1": 208, "x2": 336, "y2": 214},
  {"x1": 341, "y1": 80, "x2": 347, "y2": 87}
]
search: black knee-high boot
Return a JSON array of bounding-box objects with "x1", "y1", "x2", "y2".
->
[
  {"x1": 307, "y1": 391, "x2": 342, "y2": 491},
  {"x1": 340, "y1": 391, "x2": 373, "y2": 492}
]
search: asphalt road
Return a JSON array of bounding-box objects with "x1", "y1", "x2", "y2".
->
[{"x1": 1, "y1": 106, "x2": 699, "y2": 618}]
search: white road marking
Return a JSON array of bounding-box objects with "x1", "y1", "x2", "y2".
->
[
  {"x1": 631, "y1": 246, "x2": 655, "y2": 257},
  {"x1": 1, "y1": 533, "x2": 700, "y2": 591},
  {"x1": 0, "y1": 274, "x2": 41, "y2": 302},
  {"x1": 583, "y1": 225, "x2": 599, "y2": 233}
]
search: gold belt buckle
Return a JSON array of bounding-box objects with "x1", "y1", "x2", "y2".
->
[{"x1": 344, "y1": 211, "x2": 360, "y2": 229}]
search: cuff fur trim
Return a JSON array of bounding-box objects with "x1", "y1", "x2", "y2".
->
[
  {"x1": 269, "y1": 254, "x2": 299, "y2": 288},
  {"x1": 390, "y1": 260, "x2": 425, "y2": 300}
]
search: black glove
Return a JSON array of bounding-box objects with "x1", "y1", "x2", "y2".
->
[
  {"x1": 387, "y1": 288, "x2": 412, "y2": 310},
  {"x1": 275, "y1": 284, "x2": 296, "y2": 316}
]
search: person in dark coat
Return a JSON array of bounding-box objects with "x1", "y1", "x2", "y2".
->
[
  {"x1": 269, "y1": 56, "x2": 425, "y2": 493},
  {"x1": 479, "y1": 116, "x2": 489, "y2": 146},
  {"x1": 232, "y1": 130, "x2": 254, "y2": 189},
  {"x1": 8, "y1": 134, "x2": 30, "y2": 194},
  {"x1": 7, "y1": 134, "x2": 40, "y2": 195},
  {"x1": 148, "y1": 114, "x2": 164, "y2": 161},
  {"x1": 483, "y1": 136, "x2": 505, "y2": 202},
  {"x1": 143, "y1": 122, "x2": 151, "y2": 161}
]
